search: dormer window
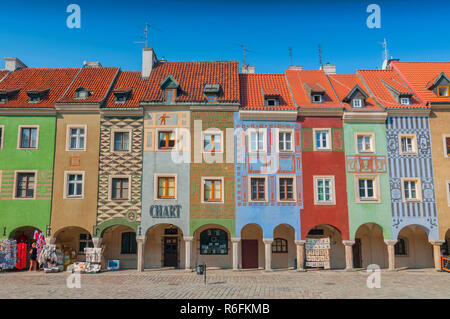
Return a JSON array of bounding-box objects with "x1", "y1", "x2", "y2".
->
[
  {"x1": 26, "y1": 89, "x2": 49, "y2": 104},
  {"x1": 265, "y1": 97, "x2": 279, "y2": 107},
  {"x1": 352, "y1": 99, "x2": 363, "y2": 108},
  {"x1": 113, "y1": 89, "x2": 132, "y2": 104},
  {"x1": 0, "y1": 96, "x2": 7, "y2": 104},
  {"x1": 438, "y1": 86, "x2": 449, "y2": 97},
  {"x1": 204, "y1": 84, "x2": 220, "y2": 103},
  {"x1": 312, "y1": 94, "x2": 323, "y2": 103},
  {"x1": 75, "y1": 88, "x2": 91, "y2": 99},
  {"x1": 165, "y1": 89, "x2": 176, "y2": 103},
  {"x1": 400, "y1": 97, "x2": 410, "y2": 105},
  {"x1": 29, "y1": 95, "x2": 40, "y2": 103},
  {"x1": 0, "y1": 88, "x2": 20, "y2": 104}
]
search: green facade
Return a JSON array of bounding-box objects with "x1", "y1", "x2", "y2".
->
[
  {"x1": 0, "y1": 115, "x2": 56, "y2": 238},
  {"x1": 343, "y1": 121, "x2": 393, "y2": 240}
]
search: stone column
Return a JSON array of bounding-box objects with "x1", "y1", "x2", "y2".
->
[
  {"x1": 295, "y1": 240, "x2": 306, "y2": 272},
  {"x1": 136, "y1": 237, "x2": 145, "y2": 272},
  {"x1": 92, "y1": 237, "x2": 102, "y2": 248},
  {"x1": 231, "y1": 237, "x2": 241, "y2": 271},
  {"x1": 430, "y1": 240, "x2": 445, "y2": 271},
  {"x1": 384, "y1": 240, "x2": 397, "y2": 271},
  {"x1": 263, "y1": 238, "x2": 273, "y2": 271},
  {"x1": 184, "y1": 236, "x2": 193, "y2": 271},
  {"x1": 343, "y1": 240, "x2": 355, "y2": 271}
]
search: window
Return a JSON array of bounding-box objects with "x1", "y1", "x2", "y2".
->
[
  {"x1": 203, "y1": 132, "x2": 222, "y2": 153},
  {"x1": 158, "y1": 131, "x2": 175, "y2": 149},
  {"x1": 28, "y1": 95, "x2": 40, "y2": 103},
  {"x1": 207, "y1": 95, "x2": 216, "y2": 103},
  {"x1": 444, "y1": 135, "x2": 450, "y2": 158},
  {"x1": 68, "y1": 127, "x2": 85, "y2": 150},
  {"x1": 314, "y1": 176, "x2": 335, "y2": 205},
  {"x1": 395, "y1": 238, "x2": 407, "y2": 256},
  {"x1": 399, "y1": 135, "x2": 417, "y2": 155},
  {"x1": 250, "y1": 177, "x2": 266, "y2": 201},
  {"x1": 312, "y1": 94, "x2": 323, "y2": 103},
  {"x1": 358, "y1": 178, "x2": 376, "y2": 201},
  {"x1": 0, "y1": 126, "x2": 3, "y2": 149},
  {"x1": 200, "y1": 229, "x2": 228, "y2": 255},
  {"x1": 157, "y1": 176, "x2": 176, "y2": 199},
  {"x1": 121, "y1": 232, "x2": 137, "y2": 254},
  {"x1": 265, "y1": 98, "x2": 278, "y2": 106},
  {"x1": 165, "y1": 89, "x2": 175, "y2": 103},
  {"x1": 352, "y1": 99, "x2": 363, "y2": 108},
  {"x1": 279, "y1": 177, "x2": 294, "y2": 201},
  {"x1": 19, "y1": 127, "x2": 38, "y2": 149},
  {"x1": 438, "y1": 86, "x2": 450, "y2": 97},
  {"x1": 15, "y1": 173, "x2": 35, "y2": 198},
  {"x1": 203, "y1": 179, "x2": 223, "y2": 202},
  {"x1": 278, "y1": 130, "x2": 293, "y2": 152},
  {"x1": 79, "y1": 234, "x2": 93, "y2": 254},
  {"x1": 356, "y1": 134, "x2": 374, "y2": 153},
  {"x1": 402, "y1": 178, "x2": 421, "y2": 202},
  {"x1": 447, "y1": 181, "x2": 450, "y2": 206},
  {"x1": 66, "y1": 174, "x2": 83, "y2": 198},
  {"x1": 400, "y1": 97, "x2": 410, "y2": 105},
  {"x1": 111, "y1": 178, "x2": 129, "y2": 200},
  {"x1": 272, "y1": 238, "x2": 288, "y2": 253},
  {"x1": 314, "y1": 129, "x2": 330, "y2": 151},
  {"x1": 75, "y1": 88, "x2": 90, "y2": 99},
  {"x1": 248, "y1": 129, "x2": 266, "y2": 152},
  {"x1": 113, "y1": 131, "x2": 130, "y2": 151}
]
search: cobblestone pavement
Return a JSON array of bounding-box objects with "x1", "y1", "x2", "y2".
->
[{"x1": 0, "y1": 268, "x2": 449, "y2": 299}]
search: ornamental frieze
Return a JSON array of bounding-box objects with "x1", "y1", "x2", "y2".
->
[{"x1": 346, "y1": 156, "x2": 387, "y2": 173}]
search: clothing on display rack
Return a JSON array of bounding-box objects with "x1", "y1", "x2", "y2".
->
[{"x1": 0, "y1": 239, "x2": 17, "y2": 270}]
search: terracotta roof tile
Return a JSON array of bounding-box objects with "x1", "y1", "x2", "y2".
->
[
  {"x1": 104, "y1": 70, "x2": 149, "y2": 108},
  {"x1": 328, "y1": 74, "x2": 381, "y2": 111},
  {"x1": 391, "y1": 61, "x2": 450, "y2": 104},
  {"x1": 285, "y1": 70, "x2": 341, "y2": 107},
  {"x1": 239, "y1": 73, "x2": 296, "y2": 110},
  {"x1": 57, "y1": 66, "x2": 119, "y2": 104},
  {"x1": 141, "y1": 61, "x2": 239, "y2": 104},
  {"x1": 0, "y1": 68, "x2": 79, "y2": 108},
  {"x1": 358, "y1": 69, "x2": 425, "y2": 109}
]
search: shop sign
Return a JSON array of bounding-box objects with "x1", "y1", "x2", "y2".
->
[{"x1": 150, "y1": 205, "x2": 181, "y2": 218}]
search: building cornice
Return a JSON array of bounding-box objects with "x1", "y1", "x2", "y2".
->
[
  {"x1": 343, "y1": 111, "x2": 388, "y2": 123},
  {"x1": 298, "y1": 107, "x2": 343, "y2": 117},
  {"x1": 189, "y1": 104, "x2": 239, "y2": 112},
  {"x1": 0, "y1": 108, "x2": 56, "y2": 115},
  {"x1": 239, "y1": 110, "x2": 298, "y2": 121},
  {"x1": 55, "y1": 103, "x2": 101, "y2": 113},
  {"x1": 100, "y1": 108, "x2": 143, "y2": 116},
  {"x1": 429, "y1": 102, "x2": 450, "y2": 110},
  {"x1": 387, "y1": 108, "x2": 431, "y2": 117}
]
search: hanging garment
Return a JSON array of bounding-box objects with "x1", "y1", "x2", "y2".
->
[{"x1": 16, "y1": 243, "x2": 27, "y2": 270}]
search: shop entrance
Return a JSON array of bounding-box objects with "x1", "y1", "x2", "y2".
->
[
  {"x1": 163, "y1": 237, "x2": 178, "y2": 267},
  {"x1": 241, "y1": 240, "x2": 258, "y2": 269},
  {"x1": 353, "y1": 238, "x2": 362, "y2": 268}
]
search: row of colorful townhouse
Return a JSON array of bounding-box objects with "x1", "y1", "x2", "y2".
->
[{"x1": 0, "y1": 49, "x2": 449, "y2": 272}]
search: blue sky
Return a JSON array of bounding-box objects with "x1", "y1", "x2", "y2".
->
[{"x1": 1, "y1": 0, "x2": 448, "y2": 73}]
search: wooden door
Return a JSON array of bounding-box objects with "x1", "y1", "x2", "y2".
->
[
  {"x1": 163, "y1": 237, "x2": 178, "y2": 267},
  {"x1": 353, "y1": 238, "x2": 362, "y2": 268},
  {"x1": 242, "y1": 239, "x2": 259, "y2": 269}
]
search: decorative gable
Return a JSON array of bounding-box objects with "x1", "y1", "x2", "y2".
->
[
  {"x1": 343, "y1": 85, "x2": 369, "y2": 108},
  {"x1": 26, "y1": 88, "x2": 50, "y2": 103},
  {"x1": 382, "y1": 80, "x2": 413, "y2": 105},
  {"x1": 0, "y1": 88, "x2": 20, "y2": 103},
  {"x1": 113, "y1": 88, "x2": 132, "y2": 103},
  {"x1": 261, "y1": 88, "x2": 281, "y2": 106},
  {"x1": 426, "y1": 72, "x2": 450, "y2": 97},
  {"x1": 304, "y1": 83, "x2": 325, "y2": 104},
  {"x1": 159, "y1": 74, "x2": 180, "y2": 90}
]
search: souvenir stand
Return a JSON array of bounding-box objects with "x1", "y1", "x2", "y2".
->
[
  {"x1": 305, "y1": 237, "x2": 331, "y2": 270},
  {"x1": 38, "y1": 244, "x2": 60, "y2": 273},
  {"x1": 0, "y1": 239, "x2": 17, "y2": 271}
]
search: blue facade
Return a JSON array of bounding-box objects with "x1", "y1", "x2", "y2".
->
[
  {"x1": 386, "y1": 116, "x2": 439, "y2": 240},
  {"x1": 234, "y1": 113, "x2": 303, "y2": 240}
]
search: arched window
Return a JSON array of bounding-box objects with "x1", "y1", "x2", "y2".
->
[
  {"x1": 272, "y1": 238, "x2": 288, "y2": 253},
  {"x1": 200, "y1": 229, "x2": 228, "y2": 255},
  {"x1": 395, "y1": 237, "x2": 407, "y2": 256}
]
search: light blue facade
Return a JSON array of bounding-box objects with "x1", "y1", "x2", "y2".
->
[
  {"x1": 386, "y1": 116, "x2": 439, "y2": 240},
  {"x1": 234, "y1": 113, "x2": 303, "y2": 240}
]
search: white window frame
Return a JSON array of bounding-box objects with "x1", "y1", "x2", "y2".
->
[
  {"x1": 247, "y1": 128, "x2": 267, "y2": 153},
  {"x1": 202, "y1": 129, "x2": 224, "y2": 154},
  {"x1": 276, "y1": 175, "x2": 297, "y2": 202},
  {"x1": 155, "y1": 128, "x2": 177, "y2": 152},
  {"x1": 276, "y1": 129, "x2": 294, "y2": 153},
  {"x1": 0, "y1": 125, "x2": 4, "y2": 150},
  {"x1": 17, "y1": 125, "x2": 39, "y2": 150},
  {"x1": 248, "y1": 175, "x2": 268, "y2": 203},
  {"x1": 66, "y1": 125, "x2": 87, "y2": 152},
  {"x1": 13, "y1": 170, "x2": 37, "y2": 200},
  {"x1": 438, "y1": 86, "x2": 450, "y2": 97},
  {"x1": 109, "y1": 175, "x2": 131, "y2": 201},
  {"x1": 401, "y1": 177, "x2": 422, "y2": 202},
  {"x1": 312, "y1": 94, "x2": 323, "y2": 103},
  {"x1": 400, "y1": 97, "x2": 410, "y2": 105},
  {"x1": 313, "y1": 128, "x2": 331, "y2": 151},
  {"x1": 154, "y1": 173, "x2": 178, "y2": 201},
  {"x1": 399, "y1": 134, "x2": 418, "y2": 155},
  {"x1": 111, "y1": 129, "x2": 132, "y2": 152},
  {"x1": 443, "y1": 134, "x2": 450, "y2": 159},
  {"x1": 201, "y1": 176, "x2": 224, "y2": 204},
  {"x1": 64, "y1": 171, "x2": 85, "y2": 199},
  {"x1": 313, "y1": 176, "x2": 336, "y2": 205},
  {"x1": 352, "y1": 99, "x2": 363, "y2": 108},
  {"x1": 355, "y1": 133, "x2": 375, "y2": 154},
  {"x1": 354, "y1": 175, "x2": 380, "y2": 203}
]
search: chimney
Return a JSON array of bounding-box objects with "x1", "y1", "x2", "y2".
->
[
  {"x1": 83, "y1": 61, "x2": 102, "y2": 67},
  {"x1": 241, "y1": 64, "x2": 255, "y2": 74},
  {"x1": 320, "y1": 63, "x2": 336, "y2": 75},
  {"x1": 4, "y1": 57, "x2": 27, "y2": 72},
  {"x1": 142, "y1": 47, "x2": 157, "y2": 79},
  {"x1": 288, "y1": 65, "x2": 303, "y2": 71}
]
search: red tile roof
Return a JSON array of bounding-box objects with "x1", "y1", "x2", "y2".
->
[
  {"x1": 239, "y1": 73, "x2": 296, "y2": 110},
  {"x1": 141, "y1": 61, "x2": 239, "y2": 103},
  {"x1": 285, "y1": 70, "x2": 341, "y2": 107},
  {"x1": 0, "y1": 70, "x2": 9, "y2": 83},
  {"x1": 103, "y1": 70, "x2": 149, "y2": 108},
  {"x1": 328, "y1": 74, "x2": 381, "y2": 111},
  {"x1": 390, "y1": 61, "x2": 450, "y2": 104},
  {"x1": 57, "y1": 66, "x2": 119, "y2": 104},
  {"x1": 0, "y1": 68, "x2": 79, "y2": 108},
  {"x1": 358, "y1": 69, "x2": 425, "y2": 109}
]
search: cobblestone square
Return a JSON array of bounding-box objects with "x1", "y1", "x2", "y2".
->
[{"x1": 0, "y1": 268, "x2": 448, "y2": 299}]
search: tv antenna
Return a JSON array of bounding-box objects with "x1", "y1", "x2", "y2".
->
[
  {"x1": 288, "y1": 47, "x2": 293, "y2": 65},
  {"x1": 318, "y1": 44, "x2": 323, "y2": 67},
  {"x1": 134, "y1": 23, "x2": 163, "y2": 47},
  {"x1": 232, "y1": 43, "x2": 257, "y2": 66},
  {"x1": 379, "y1": 38, "x2": 391, "y2": 69}
]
